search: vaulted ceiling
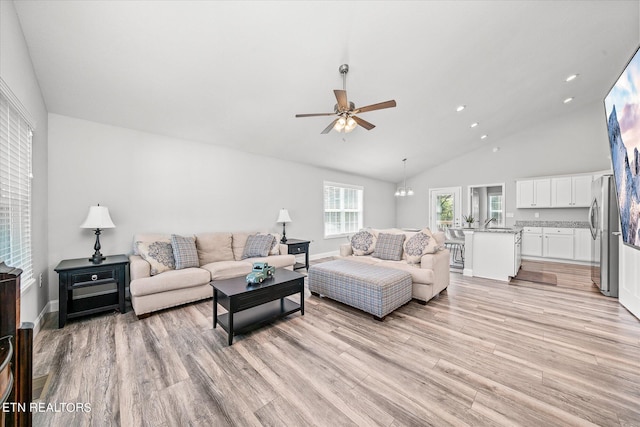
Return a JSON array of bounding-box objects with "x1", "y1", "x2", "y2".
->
[{"x1": 12, "y1": 0, "x2": 640, "y2": 182}]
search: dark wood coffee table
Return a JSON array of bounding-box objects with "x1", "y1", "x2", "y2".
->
[{"x1": 211, "y1": 268, "x2": 305, "y2": 345}]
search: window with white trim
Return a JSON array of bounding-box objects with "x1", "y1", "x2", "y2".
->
[
  {"x1": 0, "y1": 93, "x2": 34, "y2": 288},
  {"x1": 323, "y1": 181, "x2": 363, "y2": 238},
  {"x1": 488, "y1": 194, "x2": 503, "y2": 224}
]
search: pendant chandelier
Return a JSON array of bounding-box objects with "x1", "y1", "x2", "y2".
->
[{"x1": 394, "y1": 158, "x2": 414, "y2": 197}]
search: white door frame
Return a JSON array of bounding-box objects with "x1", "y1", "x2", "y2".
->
[
  {"x1": 429, "y1": 186, "x2": 462, "y2": 230},
  {"x1": 467, "y1": 182, "x2": 506, "y2": 227}
]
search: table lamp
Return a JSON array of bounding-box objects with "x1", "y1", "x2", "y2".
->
[
  {"x1": 277, "y1": 208, "x2": 292, "y2": 243},
  {"x1": 80, "y1": 204, "x2": 116, "y2": 264}
]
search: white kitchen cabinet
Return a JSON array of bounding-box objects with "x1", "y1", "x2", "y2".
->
[
  {"x1": 521, "y1": 227, "x2": 543, "y2": 257},
  {"x1": 574, "y1": 228, "x2": 592, "y2": 262},
  {"x1": 572, "y1": 175, "x2": 592, "y2": 207},
  {"x1": 551, "y1": 175, "x2": 592, "y2": 207},
  {"x1": 517, "y1": 179, "x2": 551, "y2": 208},
  {"x1": 470, "y1": 230, "x2": 521, "y2": 281},
  {"x1": 543, "y1": 228, "x2": 574, "y2": 259}
]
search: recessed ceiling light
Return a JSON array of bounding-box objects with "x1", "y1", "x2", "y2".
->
[
  {"x1": 563, "y1": 97, "x2": 574, "y2": 104},
  {"x1": 480, "y1": 134, "x2": 488, "y2": 140},
  {"x1": 470, "y1": 122, "x2": 479, "y2": 128},
  {"x1": 565, "y1": 74, "x2": 579, "y2": 82},
  {"x1": 456, "y1": 105, "x2": 466, "y2": 112}
]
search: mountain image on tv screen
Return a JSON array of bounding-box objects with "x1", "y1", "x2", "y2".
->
[{"x1": 605, "y1": 46, "x2": 640, "y2": 249}]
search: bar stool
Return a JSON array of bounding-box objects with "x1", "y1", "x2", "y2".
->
[{"x1": 445, "y1": 228, "x2": 465, "y2": 267}]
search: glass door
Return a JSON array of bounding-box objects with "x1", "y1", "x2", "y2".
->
[{"x1": 429, "y1": 187, "x2": 462, "y2": 231}]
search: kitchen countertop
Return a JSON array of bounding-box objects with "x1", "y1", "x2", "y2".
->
[
  {"x1": 470, "y1": 227, "x2": 522, "y2": 234},
  {"x1": 515, "y1": 220, "x2": 590, "y2": 229}
]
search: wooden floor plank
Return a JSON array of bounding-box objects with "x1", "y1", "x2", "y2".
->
[{"x1": 31, "y1": 260, "x2": 640, "y2": 426}]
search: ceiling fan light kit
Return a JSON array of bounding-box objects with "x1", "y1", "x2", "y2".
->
[{"x1": 296, "y1": 64, "x2": 397, "y2": 134}]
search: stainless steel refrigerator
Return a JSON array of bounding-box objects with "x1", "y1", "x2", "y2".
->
[{"x1": 589, "y1": 175, "x2": 620, "y2": 297}]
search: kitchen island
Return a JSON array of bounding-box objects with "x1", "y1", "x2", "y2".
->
[{"x1": 462, "y1": 227, "x2": 523, "y2": 282}]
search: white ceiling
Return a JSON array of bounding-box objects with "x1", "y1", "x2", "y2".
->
[{"x1": 12, "y1": 0, "x2": 640, "y2": 182}]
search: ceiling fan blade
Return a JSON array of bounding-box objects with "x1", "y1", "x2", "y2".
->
[
  {"x1": 295, "y1": 112, "x2": 336, "y2": 118},
  {"x1": 354, "y1": 100, "x2": 397, "y2": 114},
  {"x1": 352, "y1": 115, "x2": 375, "y2": 130},
  {"x1": 321, "y1": 118, "x2": 339, "y2": 134},
  {"x1": 334, "y1": 90, "x2": 349, "y2": 112}
]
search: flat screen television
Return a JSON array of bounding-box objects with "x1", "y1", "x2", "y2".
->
[{"x1": 604, "y1": 45, "x2": 640, "y2": 250}]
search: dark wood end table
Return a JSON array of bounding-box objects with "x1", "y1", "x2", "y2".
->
[
  {"x1": 54, "y1": 254, "x2": 129, "y2": 328},
  {"x1": 211, "y1": 268, "x2": 305, "y2": 345},
  {"x1": 285, "y1": 239, "x2": 310, "y2": 270}
]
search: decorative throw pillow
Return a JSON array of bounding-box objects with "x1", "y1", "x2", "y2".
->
[
  {"x1": 171, "y1": 234, "x2": 199, "y2": 269},
  {"x1": 258, "y1": 232, "x2": 281, "y2": 255},
  {"x1": 351, "y1": 229, "x2": 377, "y2": 256},
  {"x1": 242, "y1": 234, "x2": 275, "y2": 259},
  {"x1": 136, "y1": 241, "x2": 175, "y2": 275},
  {"x1": 372, "y1": 233, "x2": 406, "y2": 261},
  {"x1": 404, "y1": 231, "x2": 438, "y2": 264}
]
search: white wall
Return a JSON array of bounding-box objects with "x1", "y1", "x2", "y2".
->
[
  {"x1": 396, "y1": 101, "x2": 612, "y2": 228},
  {"x1": 47, "y1": 114, "x2": 396, "y2": 299},
  {"x1": 0, "y1": 0, "x2": 50, "y2": 326}
]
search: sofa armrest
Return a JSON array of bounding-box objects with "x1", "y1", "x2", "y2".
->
[
  {"x1": 130, "y1": 255, "x2": 151, "y2": 281},
  {"x1": 339, "y1": 243, "x2": 353, "y2": 257},
  {"x1": 420, "y1": 249, "x2": 450, "y2": 292}
]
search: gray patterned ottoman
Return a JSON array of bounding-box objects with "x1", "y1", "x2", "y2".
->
[{"x1": 308, "y1": 260, "x2": 412, "y2": 320}]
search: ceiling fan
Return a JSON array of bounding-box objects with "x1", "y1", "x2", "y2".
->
[{"x1": 295, "y1": 64, "x2": 397, "y2": 134}]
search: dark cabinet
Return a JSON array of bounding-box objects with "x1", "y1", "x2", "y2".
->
[
  {"x1": 54, "y1": 255, "x2": 129, "y2": 328},
  {"x1": 285, "y1": 239, "x2": 310, "y2": 270},
  {"x1": 0, "y1": 262, "x2": 32, "y2": 427}
]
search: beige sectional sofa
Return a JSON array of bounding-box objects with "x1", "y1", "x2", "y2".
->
[
  {"x1": 129, "y1": 232, "x2": 295, "y2": 317},
  {"x1": 338, "y1": 228, "x2": 450, "y2": 304}
]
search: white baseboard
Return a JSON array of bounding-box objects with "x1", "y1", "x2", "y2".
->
[
  {"x1": 521, "y1": 256, "x2": 595, "y2": 266},
  {"x1": 31, "y1": 299, "x2": 58, "y2": 338}
]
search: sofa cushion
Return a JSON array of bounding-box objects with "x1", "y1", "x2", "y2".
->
[
  {"x1": 232, "y1": 232, "x2": 253, "y2": 260},
  {"x1": 371, "y1": 228, "x2": 405, "y2": 238},
  {"x1": 258, "y1": 232, "x2": 281, "y2": 255},
  {"x1": 201, "y1": 260, "x2": 253, "y2": 281},
  {"x1": 373, "y1": 233, "x2": 406, "y2": 261},
  {"x1": 340, "y1": 255, "x2": 435, "y2": 285},
  {"x1": 431, "y1": 229, "x2": 446, "y2": 248},
  {"x1": 132, "y1": 233, "x2": 171, "y2": 255},
  {"x1": 196, "y1": 232, "x2": 234, "y2": 265},
  {"x1": 351, "y1": 229, "x2": 377, "y2": 256},
  {"x1": 130, "y1": 267, "x2": 210, "y2": 297},
  {"x1": 242, "y1": 234, "x2": 275, "y2": 259},
  {"x1": 136, "y1": 241, "x2": 175, "y2": 275},
  {"x1": 384, "y1": 260, "x2": 435, "y2": 285},
  {"x1": 404, "y1": 230, "x2": 438, "y2": 264},
  {"x1": 171, "y1": 234, "x2": 199, "y2": 269},
  {"x1": 247, "y1": 254, "x2": 296, "y2": 269}
]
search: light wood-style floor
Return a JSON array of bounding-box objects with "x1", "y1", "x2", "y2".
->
[{"x1": 32, "y1": 260, "x2": 640, "y2": 426}]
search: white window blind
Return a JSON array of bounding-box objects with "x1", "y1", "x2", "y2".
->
[
  {"x1": 0, "y1": 94, "x2": 34, "y2": 288},
  {"x1": 324, "y1": 181, "x2": 363, "y2": 238}
]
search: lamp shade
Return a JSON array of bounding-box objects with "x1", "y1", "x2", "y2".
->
[
  {"x1": 80, "y1": 205, "x2": 115, "y2": 229},
  {"x1": 276, "y1": 208, "x2": 292, "y2": 223}
]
